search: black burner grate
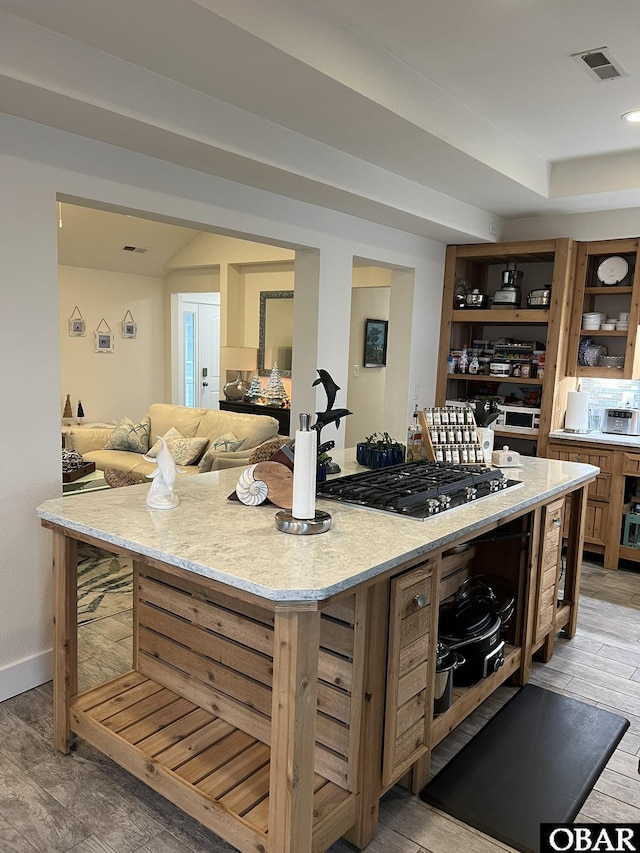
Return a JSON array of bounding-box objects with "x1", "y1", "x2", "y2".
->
[{"x1": 317, "y1": 461, "x2": 518, "y2": 520}]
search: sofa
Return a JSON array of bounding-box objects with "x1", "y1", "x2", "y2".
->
[{"x1": 66, "y1": 403, "x2": 281, "y2": 480}]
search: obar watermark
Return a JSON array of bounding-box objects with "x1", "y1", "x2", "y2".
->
[{"x1": 541, "y1": 824, "x2": 640, "y2": 852}]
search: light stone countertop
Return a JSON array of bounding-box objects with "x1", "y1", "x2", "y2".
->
[
  {"x1": 37, "y1": 450, "x2": 597, "y2": 603},
  {"x1": 549, "y1": 430, "x2": 640, "y2": 449}
]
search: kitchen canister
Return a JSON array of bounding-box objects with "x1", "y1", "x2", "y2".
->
[{"x1": 565, "y1": 391, "x2": 590, "y2": 433}]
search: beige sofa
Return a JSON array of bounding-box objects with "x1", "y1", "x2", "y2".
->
[{"x1": 66, "y1": 403, "x2": 280, "y2": 480}]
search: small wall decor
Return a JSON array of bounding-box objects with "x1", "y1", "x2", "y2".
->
[
  {"x1": 121, "y1": 309, "x2": 137, "y2": 339},
  {"x1": 94, "y1": 318, "x2": 114, "y2": 353},
  {"x1": 68, "y1": 306, "x2": 85, "y2": 337},
  {"x1": 364, "y1": 318, "x2": 388, "y2": 367}
]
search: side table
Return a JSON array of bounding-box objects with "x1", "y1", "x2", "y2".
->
[{"x1": 219, "y1": 400, "x2": 291, "y2": 436}]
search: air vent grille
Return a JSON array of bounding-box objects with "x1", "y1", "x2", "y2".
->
[
  {"x1": 121, "y1": 245, "x2": 148, "y2": 253},
  {"x1": 572, "y1": 47, "x2": 628, "y2": 82}
]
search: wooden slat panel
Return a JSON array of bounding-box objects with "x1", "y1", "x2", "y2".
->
[
  {"x1": 91, "y1": 679, "x2": 165, "y2": 722},
  {"x1": 139, "y1": 604, "x2": 274, "y2": 686},
  {"x1": 175, "y1": 729, "x2": 255, "y2": 784},
  {"x1": 318, "y1": 650, "x2": 352, "y2": 693},
  {"x1": 397, "y1": 661, "x2": 428, "y2": 708},
  {"x1": 201, "y1": 742, "x2": 270, "y2": 802},
  {"x1": 117, "y1": 697, "x2": 195, "y2": 745},
  {"x1": 316, "y1": 682, "x2": 351, "y2": 725},
  {"x1": 220, "y1": 762, "x2": 271, "y2": 815},
  {"x1": 392, "y1": 718, "x2": 427, "y2": 768},
  {"x1": 320, "y1": 618, "x2": 354, "y2": 658},
  {"x1": 138, "y1": 627, "x2": 273, "y2": 716},
  {"x1": 395, "y1": 690, "x2": 427, "y2": 738},
  {"x1": 321, "y1": 596, "x2": 355, "y2": 625},
  {"x1": 139, "y1": 564, "x2": 275, "y2": 626},
  {"x1": 102, "y1": 688, "x2": 179, "y2": 732},
  {"x1": 398, "y1": 632, "x2": 430, "y2": 678},
  {"x1": 157, "y1": 718, "x2": 236, "y2": 771},
  {"x1": 138, "y1": 574, "x2": 274, "y2": 655},
  {"x1": 136, "y1": 707, "x2": 213, "y2": 755},
  {"x1": 315, "y1": 714, "x2": 349, "y2": 757},
  {"x1": 73, "y1": 671, "x2": 147, "y2": 712},
  {"x1": 140, "y1": 653, "x2": 271, "y2": 746}
]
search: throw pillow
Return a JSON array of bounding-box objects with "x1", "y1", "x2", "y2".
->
[
  {"x1": 103, "y1": 417, "x2": 151, "y2": 453},
  {"x1": 198, "y1": 432, "x2": 246, "y2": 473},
  {"x1": 147, "y1": 427, "x2": 209, "y2": 466},
  {"x1": 247, "y1": 437, "x2": 291, "y2": 465}
]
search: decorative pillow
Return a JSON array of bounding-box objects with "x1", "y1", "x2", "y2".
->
[
  {"x1": 198, "y1": 432, "x2": 247, "y2": 473},
  {"x1": 147, "y1": 427, "x2": 209, "y2": 466},
  {"x1": 103, "y1": 417, "x2": 151, "y2": 453}
]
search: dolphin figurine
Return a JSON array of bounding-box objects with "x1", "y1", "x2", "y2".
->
[
  {"x1": 312, "y1": 369, "x2": 341, "y2": 412},
  {"x1": 312, "y1": 407, "x2": 353, "y2": 432}
]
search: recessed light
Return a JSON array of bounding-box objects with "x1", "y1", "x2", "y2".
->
[{"x1": 622, "y1": 110, "x2": 640, "y2": 122}]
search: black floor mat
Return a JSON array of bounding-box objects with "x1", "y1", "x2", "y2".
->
[{"x1": 420, "y1": 684, "x2": 629, "y2": 853}]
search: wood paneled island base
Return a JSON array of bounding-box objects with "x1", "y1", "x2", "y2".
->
[{"x1": 39, "y1": 452, "x2": 597, "y2": 853}]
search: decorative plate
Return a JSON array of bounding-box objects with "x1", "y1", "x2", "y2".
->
[
  {"x1": 596, "y1": 255, "x2": 628, "y2": 285},
  {"x1": 578, "y1": 337, "x2": 592, "y2": 366}
]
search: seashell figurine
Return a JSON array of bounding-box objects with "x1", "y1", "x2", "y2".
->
[
  {"x1": 144, "y1": 437, "x2": 184, "y2": 510},
  {"x1": 236, "y1": 464, "x2": 269, "y2": 506}
]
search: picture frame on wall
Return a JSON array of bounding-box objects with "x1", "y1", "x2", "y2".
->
[
  {"x1": 69, "y1": 318, "x2": 86, "y2": 336},
  {"x1": 95, "y1": 331, "x2": 114, "y2": 353},
  {"x1": 121, "y1": 309, "x2": 137, "y2": 338},
  {"x1": 363, "y1": 318, "x2": 388, "y2": 367}
]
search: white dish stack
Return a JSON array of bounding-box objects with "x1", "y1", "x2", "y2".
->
[{"x1": 582, "y1": 311, "x2": 630, "y2": 331}]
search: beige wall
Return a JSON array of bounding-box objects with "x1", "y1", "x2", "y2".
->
[{"x1": 59, "y1": 266, "x2": 166, "y2": 423}]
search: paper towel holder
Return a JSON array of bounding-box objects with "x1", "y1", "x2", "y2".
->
[
  {"x1": 564, "y1": 390, "x2": 591, "y2": 434},
  {"x1": 275, "y1": 509, "x2": 332, "y2": 535}
]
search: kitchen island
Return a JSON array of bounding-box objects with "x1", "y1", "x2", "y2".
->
[{"x1": 38, "y1": 451, "x2": 597, "y2": 853}]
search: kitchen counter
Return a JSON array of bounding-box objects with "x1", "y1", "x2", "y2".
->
[
  {"x1": 549, "y1": 429, "x2": 640, "y2": 449},
  {"x1": 38, "y1": 450, "x2": 596, "y2": 602},
  {"x1": 38, "y1": 451, "x2": 596, "y2": 853}
]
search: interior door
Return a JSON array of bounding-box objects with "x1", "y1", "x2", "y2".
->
[
  {"x1": 199, "y1": 302, "x2": 220, "y2": 409},
  {"x1": 177, "y1": 294, "x2": 220, "y2": 409}
]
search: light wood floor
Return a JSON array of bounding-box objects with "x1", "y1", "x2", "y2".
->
[{"x1": 1, "y1": 558, "x2": 639, "y2": 853}]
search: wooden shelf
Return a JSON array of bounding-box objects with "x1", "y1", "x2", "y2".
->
[
  {"x1": 430, "y1": 645, "x2": 521, "y2": 746},
  {"x1": 446, "y1": 375, "x2": 542, "y2": 386},
  {"x1": 451, "y1": 309, "x2": 550, "y2": 324},
  {"x1": 579, "y1": 329, "x2": 628, "y2": 337},
  {"x1": 618, "y1": 545, "x2": 640, "y2": 563},
  {"x1": 492, "y1": 428, "x2": 538, "y2": 439},
  {"x1": 584, "y1": 286, "x2": 633, "y2": 294},
  {"x1": 576, "y1": 366, "x2": 625, "y2": 377},
  {"x1": 71, "y1": 672, "x2": 355, "y2": 852}
]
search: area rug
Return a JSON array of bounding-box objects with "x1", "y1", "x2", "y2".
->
[
  {"x1": 77, "y1": 542, "x2": 133, "y2": 625},
  {"x1": 420, "y1": 684, "x2": 629, "y2": 853}
]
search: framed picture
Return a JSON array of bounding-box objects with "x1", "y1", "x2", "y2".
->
[
  {"x1": 122, "y1": 320, "x2": 137, "y2": 338},
  {"x1": 363, "y1": 318, "x2": 388, "y2": 367},
  {"x1": 69, "y1": 318, "x2": 86, "y2": 336},
  {"x1": 95, "y1": 331, "x2": 114, "y2": 353}
]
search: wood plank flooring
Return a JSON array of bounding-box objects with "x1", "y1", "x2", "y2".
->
[{"x1": 0, "y1": 558, "x2": 638, "y2": 852}]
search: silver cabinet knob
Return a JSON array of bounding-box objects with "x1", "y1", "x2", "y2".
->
[{"x1": 414, "y1": 593, "x2": 428, "y2": 608}]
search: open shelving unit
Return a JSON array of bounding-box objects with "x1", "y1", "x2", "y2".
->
[{"x1": 435, "y1": 239, "x2": 578, "y2": 457}]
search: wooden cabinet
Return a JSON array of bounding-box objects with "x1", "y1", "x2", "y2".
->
[
  {"x1": 219, "y1": 399, "x2": 291, "y2": 435},
  {"x1": 567, "y1": 239, "x2": 640, "y2": 380},
  {"x1": 383, "y1": 560, "x2": 436, "y2": 786},
  {"x1": 533, "y1": 498, "x2": 564, "y2": 645},
  {"x1": 435, "y1": 239, "x2": 577, "y2": 456}
]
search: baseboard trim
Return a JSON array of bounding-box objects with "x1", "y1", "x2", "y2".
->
[{"x1": 0, "y1": 649, "x2": 53, "y2": 702}]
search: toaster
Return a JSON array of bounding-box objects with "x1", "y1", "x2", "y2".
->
[{"x1": 602, "y1": 407, "x2": 640, "y2": 435}]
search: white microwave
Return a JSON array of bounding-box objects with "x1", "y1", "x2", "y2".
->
[{"x1": 491, "y1": 405, "x2": 540, "y2": 434}]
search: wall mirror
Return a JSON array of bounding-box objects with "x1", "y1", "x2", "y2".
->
[{"x1": 258, "y1": 290, "x2": 293, "y2": 376}]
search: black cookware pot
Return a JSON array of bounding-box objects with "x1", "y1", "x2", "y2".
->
[{"x1": 438, "y1": 600, "x2": 504, "y2": 686}]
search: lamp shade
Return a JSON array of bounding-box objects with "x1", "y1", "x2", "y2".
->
[{"x1": 221, "y1": 346, "x2": 258, "y2": 371}]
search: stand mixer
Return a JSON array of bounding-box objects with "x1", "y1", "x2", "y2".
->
[{"x1": 493, "y1": 261, "x2": 523, "y2": 307}]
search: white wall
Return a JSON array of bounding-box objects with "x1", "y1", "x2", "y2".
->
[
  {"x1": 346, "y1": 286, "x2": 391, "y2": 446},
  {"x1": 59, "y1": 266, "x2": 166, "y2": 423},
  {"x1": 0, "y1": 112, "x2": 444, "y2": 700}
]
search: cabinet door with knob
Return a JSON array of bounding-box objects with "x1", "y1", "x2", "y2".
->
[
  {"x1": 382, "y1": 560, "x2": 437, "y2": 787},
  {"x1": 533, "y1": 498, "x2": 564, "y2": 645}
]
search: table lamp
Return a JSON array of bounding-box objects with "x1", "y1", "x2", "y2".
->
[{"x1": 221, "y1": 346, "x2": 258, "y2": 401}]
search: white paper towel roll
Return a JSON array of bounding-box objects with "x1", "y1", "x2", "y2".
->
[
  {"x1": 565, "y1": 391, "x2": 590, "y2": 432},
  {"x1": 292, "y1": 416, "x2": 317, "y2": 520}
]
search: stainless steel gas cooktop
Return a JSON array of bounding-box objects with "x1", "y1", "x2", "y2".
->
[{"x1": 316, "y1": 460, "x2": 521, "y2": 521}]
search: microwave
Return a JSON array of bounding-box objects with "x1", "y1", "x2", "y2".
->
[{"x1": 492, "y1": 405, "x2": 540, "y2": 434}]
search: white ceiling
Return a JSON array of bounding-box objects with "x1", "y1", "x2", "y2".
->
[{"x1": 4, "y1": 0, "x2": 640, "y2": 243}]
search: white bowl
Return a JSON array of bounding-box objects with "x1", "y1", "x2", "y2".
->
[
  {"x1": 601, "y1": 323, "x2": 616, "y2": 330},
  {"x1": 616, "y1": 323, "x2": 629, "y2": 331},
  {"x1": 583, "y1": 312, "x2": 601, "y2": 319},
  {"x1": 582, "y1": 323, "x2": 600, "y2": 330}
]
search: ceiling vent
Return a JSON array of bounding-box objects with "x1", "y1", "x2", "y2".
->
[
  {"x1": 572, "y1": 47, "x2": 628, "y2": 82},
  {"x1": 121, "y1": 245, "x2": 148, "y2": 253}
]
